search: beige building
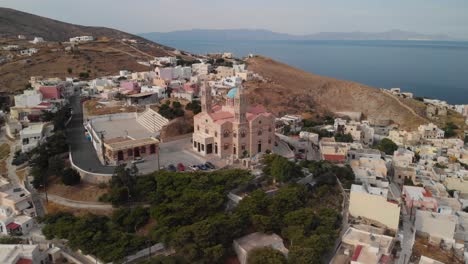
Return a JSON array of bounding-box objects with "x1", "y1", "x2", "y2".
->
[
  {"x1": 340, "y1": 227, "x2": 394, "y2": 264},
  {"x1": 192, "y1": 84, "x2": 275, "y2": 159},
  {"x1": 415, "y1": 210, "x2": 457, "y2": 244},
  {"x1": 216, "y1": 66, "x2": 235, "y2": 78},
  {"x1": 349, "y1": 184, "x2": 400, "y2": 230}
]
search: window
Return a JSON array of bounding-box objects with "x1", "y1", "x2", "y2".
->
[
  {"x1": 215, "y1": 132, "x2": 218, "y2": 137},
  {"x1": 224, "y1": 144, "x2": 229, "y2": 150},
  {"x1": 150, "y1": 144, "x2": 156, "y2": 154},
  {"x1": 127, "y1": 149, "x2": 133, "y2": 157},
  {"x1": 197, "y1": 125, "x2": 200, "y2": 131},
  {"x1": 258, "y1": 130, "x2": 263, "y2": 136},
  {"x1": 241, "y1": 144, "x2": 246, "y2": 150},
  {"x1": 268, "y1": 127, "x2": 272, "y2": 132},
  {"x1": 233, "y1": 145, "x2": 237, "y2": 155},
  {"x1": 268, "y1": 138, "x2": 272, "y2": 144},
  {"x1": 223, "y1": 130, "x2": 230, "y2": 138},
  {"x1": 259, "y1": 120, "x2": 262, "y2": 124},
  {"x1": 233, "y1": 132, "x2": 237, "y2": 138},
  {"x1": 193, "y1": 141, "x2": 197, "y2": 148},
  {"x1": 241, "y1": 130, "x2": 246, "y2": 138},
  {"x1": 141, "y1": 146, "x2": 146, "y2": 154},
  {"x1": 205, "y1": 128, "x2": 209, "y2": 134}
]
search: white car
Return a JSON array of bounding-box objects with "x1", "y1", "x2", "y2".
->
[
  {"x1": 189, "y1": 165, "x2": 199, "y2": 171},
  {"x1": 131, "y1": 157, "x2": 145, "y2": 164}
]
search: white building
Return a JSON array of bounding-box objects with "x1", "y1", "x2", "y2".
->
[
  {"x1": 152, "y1": 56, "x2": 177, "y2": 66},
  {"x1": 14, "y1": 90, "x2": 43, "y2": 108},
  {"x1": 299, "y1": 131, "x2": 319, "y2": 145},
  {"x1": 69, "y1": 35, "x2": 94, "y2": 43},
  {"x1": 30, "y1": 37, "x2": 45, "y2": 44},
  {"x1": 418, "y1": 123, "x2": 445, "y2": 139},
  {"x1": 222, "y1": 76, "x2": 242, "y2": 88},
  {"x1": 192, "y1": 63, "x2": 212, "y2": 75},
  {"x1": 0, "y1": 244, "x2": 47, "y2": 264},
  {"x1": 19, "y1": 48, "x2": 38, "y2": 56},
  {"x1": 19, "y1": 123, "x2": 53, "y2": 153},
  {"x1": 141, "y1": 85, "x2": 166, "y2": 98}
]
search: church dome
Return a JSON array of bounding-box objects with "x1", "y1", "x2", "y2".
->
[{"x1": 227, "y1": 87, "x2": 238, "y2": 99}]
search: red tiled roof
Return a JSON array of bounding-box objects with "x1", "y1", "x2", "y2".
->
[
  {"x1": 16, "y1": 258, "x2": 33, "y2": 264},
  {"x1": 323, "y1": 154, "x2": 346, "y2": 161},
  {"x1": 379, "y1": 255, "x2": 391, "y2": 264},
  {"x1": 351, "y1": 245, "x2": 363, "y2": 261},
  {"x1": 6, "y1": 222, "x2": 20, "y2": 229}
]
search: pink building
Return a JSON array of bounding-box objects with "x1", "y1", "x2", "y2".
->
[
  {"x1": 192, "y1": 84, "x2": 275, "y2": 159},
  {"x1": 402, "y1": 186, "x2": 438, "y2": 212},
  {"x1": 120, "y1": 81, "x2": 141, "y2": 93},
  {"x1": 39, "y1": 85, "x2": 62, "y2": 100},
  {"x1": 183, "y1": 83, "x2": 199, "y2": 95}
]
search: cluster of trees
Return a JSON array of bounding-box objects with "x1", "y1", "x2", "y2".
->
[
  {"x1": 376, "y1": 138, "x2": 398, "y2": 155},
  {"x1": 302, "y1": 127, "x2": 333, "y2": 139},
  {"x1": 30, "y1": 106, "x2": 76, "y2": 188},
  {"x1": 185, "y1": 100, "x2": 201, "y2": 114},
  {"x1": 99, "y1": 164, "x2": 156, "y2": 206},
  {"x1": 158, "y1": 101, "x2": 185, "y2": 119},
  {"x1": 300, "y1": 160, "x2": 355, "y2": 189},
  {"x1": 262, "y1": 154, "x2": 304, "y2": 182},
  {"x1": 30, "y1": 132, "x2": 70, "y2": 188},
  {"x1": 334, "y1": 132, "x2": 354, "y2": 143},
  {"x1": 41, "y1": 211, "x2": 149, "y2": 262},
  {"x1": 302, "y1": 115, "x2": 334, "y2": 128},
  {"x1": 142, "y1": 169, "x2": 251, "y2": 262},
  {"x1": 444, "y1": 122, "x2": 459, "y2": 138},
  {"x1": 235, "y1": 185, "x2": 341, "y2": 263}
]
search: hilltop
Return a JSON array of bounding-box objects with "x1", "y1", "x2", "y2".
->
[
  {"x1": 245, "y1": 56, "x2": 430, "y2": 130},
  {"x1": 0, "y1": 7, "x2": 163, "y2": 44},
  {"x1": 0, "y1": 8, "x2": 186, "y2": 93}
]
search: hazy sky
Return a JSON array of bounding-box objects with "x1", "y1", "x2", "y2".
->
[{"x1": 2, "y1": 0, "x2": 468, "y2": 37}]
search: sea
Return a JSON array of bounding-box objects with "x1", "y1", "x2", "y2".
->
[{"x1": 150, "y1": 39, "x2": 468, "y2": 105}]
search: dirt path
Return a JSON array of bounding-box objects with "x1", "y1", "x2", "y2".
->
[
  {"x1": 381, "y1": 90, "x2": 428, "y2": 123},
  {"x1": 119, "y1": 41, "x2": 155, "y2": 59},
  {"x1": 43, "y1": 194, "x2": 112, "y2": 210}
]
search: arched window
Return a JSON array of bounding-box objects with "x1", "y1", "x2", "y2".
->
[
  {"x1": 224, "y1": 143, "x2": 229, "y2": 150},
  {"x1": 197, "y1": 125, "x2": 200, "y2": 131},
  {"x1": 233, "y1": 132, "x2": 237, "y2": 138},
  {"x1": 240, "y1": 130, "x2": 246, "y2": 138},
  {"x1": 268, "y1": 127, "x2": 272, "y2": 132},
  {"x1": 205, "y1": 128, "x2": 209, "y2": 134},
  {"x1": 223, "y1": 130, "x2": 230, "y2": 138},
  {"x1": 215, "y1": 131, "x2": 218, "y2": 138},
  {"x1": 257, "y1": 130, "x2": 263, "y2": 136}
]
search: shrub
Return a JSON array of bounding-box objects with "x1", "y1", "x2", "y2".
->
[{"x1": 62, "y1": 168, "x2": 81, "y2": 186}]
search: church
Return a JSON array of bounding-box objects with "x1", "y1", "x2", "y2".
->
[{"x1": 192, "y1": 83, "x2": 276, "y2": 159}]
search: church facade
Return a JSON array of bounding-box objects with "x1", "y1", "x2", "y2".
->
[{"x1": 192, "y1": 83, "x2": 275, "y2": 159}]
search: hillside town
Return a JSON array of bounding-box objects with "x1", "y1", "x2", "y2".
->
[{"x1": 1, "y1": 32, "x2": 468, "y2": 264}]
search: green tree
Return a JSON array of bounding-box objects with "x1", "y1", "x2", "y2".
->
[
  {"x1": 62, "y1": 168, "x2": 81, "y2": 186},
  {"x1": 67, "y1": 67, "x2": 73, "y2": 74},
  {"x1": 48, "y1": 155, "x2": 64, "y2": 176},
  {"x1": 270, "y1": 155, "x2": 303, "y2": 182},
  {"x1": 376, "y1": 138, "x2": 398, "y2": 155},
  {"x1": 247, "y1": 247, "x2": 287, "y2": 264},
  {"x1": 334, "y1": 133, "x2": 353, "y2": 143}
]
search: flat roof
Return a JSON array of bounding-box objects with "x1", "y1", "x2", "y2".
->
[
  {"x1": 105, "y1": 137, "x2": 159, "y2": 151},
  {"x1": 234, "y1": 232, "x2": 288, "y2": 254},
  {"x1": 91, "y1": 117, "x2": 153, "y2": 140}
]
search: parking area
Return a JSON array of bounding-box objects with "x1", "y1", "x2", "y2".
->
[{"x1": 133, "y1": 137, "x2": 207, "y2": 173}]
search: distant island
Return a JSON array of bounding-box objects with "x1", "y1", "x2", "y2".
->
[{"x1": 139, "y1": 29, "x2": 455, "y2": 41}]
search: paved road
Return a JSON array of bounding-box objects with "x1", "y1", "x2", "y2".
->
[
  {"x1": 398, "y1": 205, "x2": 415, "y2": 264},
  {"x1": 67, "y1": 96, "x2": 115, "y2": 174},
  {"x1": 42, "y1": 194, "x2": 113, "y2": 210}
]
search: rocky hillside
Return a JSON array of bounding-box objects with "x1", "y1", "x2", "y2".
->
[
  {"x1": 0, "y1": 7, "x2": 162, "y2": 44},
  {"x1": 245, "y1": 56, "x2": 430, "y2": 130}
]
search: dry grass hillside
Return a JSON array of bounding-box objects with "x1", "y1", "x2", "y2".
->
[
  {"x1": 0, "y1": 38, "x2": 172, "y2": 93},
  {"x1": 245, "y1": 56, "x2": 429, "y2": 130}
]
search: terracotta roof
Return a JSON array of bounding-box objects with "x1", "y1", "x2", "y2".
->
[
  {"x1": 16, "y1": 258, "x2": 33, "y2": 264},
  {"x1": 6, "y1": 222, "x2": 20, "y2": 229},
  {"x1": 324, "y1": 154, "x2": 346, "y2": 162},
  {"x1": 351, "y1": 245, "x2": 363, "y2": 261}
]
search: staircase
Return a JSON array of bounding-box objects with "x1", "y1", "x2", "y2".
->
[{"x1": 137, "y1": 108, "x2": 169, "y2": 133}]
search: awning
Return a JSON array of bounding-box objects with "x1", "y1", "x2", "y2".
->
[
  {"x1": 16, "y1": 258, "x2": 33, "y2": 264},
  {"x1": 6, "y1": 222, "x2": 20, "y2": 230}
]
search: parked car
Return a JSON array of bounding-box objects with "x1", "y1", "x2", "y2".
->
[
  {"x1": 189, "y1": 165, "x2": 199, "y2": 171},
  {"x1": 177, "y1": 163, "x2": 185, "y2": 172},
  {"x1": 167, "y1": 164, "x2": 177, "y2": 172},
  {"x1": 131, "y1": 157, "x2": 145, "y2": 164},
  {"x1": 198, "y1": 164, "x2": 208, "y2": 170},
  {"x1": 205, "y1": 162, "x2": 216, "y2": 169}
]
